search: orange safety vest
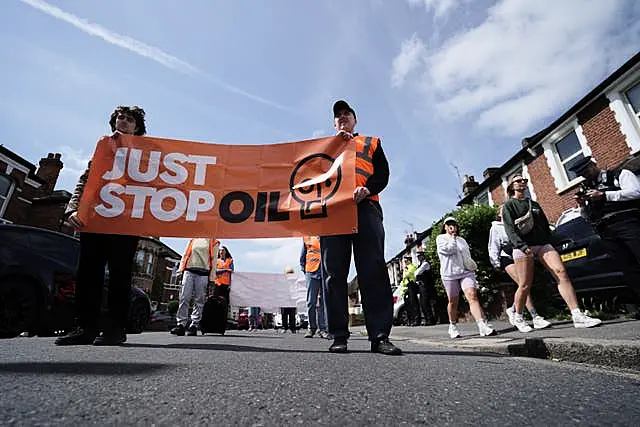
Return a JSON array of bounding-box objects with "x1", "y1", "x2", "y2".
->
[
  {"x1": 355, "y1": 135, "x2": 380, "y2": 202},
  {"x1": 179, "y1": 238, "x2": 219, "y2": 273},
  {"x1": 304, "y1": 236, "x2": 321, "y2": 273},
  {"x1": 215, "y1": 257, "x2": 233, "y2": 286}
]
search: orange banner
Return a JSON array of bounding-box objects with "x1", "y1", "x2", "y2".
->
[{"x1": 77, "y1": 134, "x2": 357, "y2": 238}]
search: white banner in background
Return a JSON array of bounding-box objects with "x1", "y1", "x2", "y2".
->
[{"x1": 229, "y1": 272, "x2": 307, "y2": 313}]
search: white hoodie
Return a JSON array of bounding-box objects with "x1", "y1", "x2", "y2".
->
[
  {"x1": 436, "y1": 234, "x2": 477, "y2": 280},
  {"x1": 488, "y1": 221, "x2": 514, "y2": 268}
]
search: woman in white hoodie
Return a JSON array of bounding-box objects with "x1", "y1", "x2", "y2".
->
[
  {"x1": 488, "y1": 205, "x2": 551, "y2": 332},
  {"x1": 436, "y1": 216, "x2": 496, "y2": 339}
]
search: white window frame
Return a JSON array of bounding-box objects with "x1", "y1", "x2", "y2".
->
[
  {"x1": 145, "y1": 252, "x2": 154, "y2": 275},
  {"x1": 606, "y1": 67, "x2": 640, "y2": 154},
  {"x1": 541, "y1": 119, "x2": 591, "y2": 193},
  {"x1": 0, "y1": 173, "x2": 16, "y2": 219},
  {"x1": 474, "y1": 190, "x2": 492, "y2": 206},
  {"x1": 501, "y1": 162, "x2": 537, "y2": 202}
]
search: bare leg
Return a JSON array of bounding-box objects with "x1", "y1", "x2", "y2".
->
[
  {"x1": 447, "y1": 296, "x2": 459, "y2": 323},
  {"x1": 513, "y1": 256, "x2": 535, "y2": 314},
  {"x1": 462, "y1": 287, "x2": 485, "y2": 322},
  {"x1": 539, "y1": 249, "x2": 578, "y2": 310},
  {"x1": 505, "y1": 264, "x2": 537, "y2": 313}
]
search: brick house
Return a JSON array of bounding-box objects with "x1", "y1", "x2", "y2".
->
[
  {"x1": 458, "y1": 51, "x2": 640, "y2": 225},
  {"x1": 0, "y1": 147, "x2": 73, "y2": 233},
  {"x1": 131, "y1": 236, "x2": 181, "y2": 304}
]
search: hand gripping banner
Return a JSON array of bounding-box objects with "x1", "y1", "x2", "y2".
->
[{"x1": 77, "y1": 134, "x2": 357, "y2": 238}]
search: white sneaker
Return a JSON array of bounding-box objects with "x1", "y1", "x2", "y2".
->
[
  {"x1": 448, "y1": 323, "x2": 460, "y2": 339},
  {"x1": 478, "y1": 320, "x2": 496, "y2": 337},
  {"x1": 573, "y1": 311, "x2": 602, "y2": 328},
  {"x1": 532, "y1": 316, "x2": 551, "y2": 329},
  {"x1": 506, "y1": 306, "x2": 516, "y2": 326},
  {"x1": 512, "y1": 314, "x2": 533, "y2": 333}
]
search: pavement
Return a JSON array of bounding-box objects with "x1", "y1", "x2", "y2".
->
[
  {"x1": 366, "y1": 317, "x2": 640, "y2": 372},
  {"x1": 2, "y1": 331, "x2": 640, "y2": 425}
]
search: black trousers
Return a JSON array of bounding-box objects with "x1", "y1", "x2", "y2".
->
[
  {"x1": 597, "y1": 214, "x2": 640, "y2": 299},
  {"x1": 212, "y1": 284, "x2": 230, "y2": 301},
  {"x1": 75, "y1": 233, "x2": 139, "y2": 332},
  {"x1": 406, "y1": 281, "x2": 421, "y2": 325},
  {"x1": 417, "y1": 277, "x2": 436, "y2": 325},
  {"x1": 320, "y1": 200, "x2": 393, "y2": 341},
  {"x1": 281, "y1": 307, "x2": 296, "y2": 332}
]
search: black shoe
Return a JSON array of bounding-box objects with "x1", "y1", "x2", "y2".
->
[
  {"x1": 170, "y1": 324, "x2": 186, "y2": 336},
  {"x1": 371, "y1": 337, "x2": 402, "y2": 355},
  {"x1": 93, "y1": 330, "x2": 126, "y2": 346},
  {"x1": 54, "y1": 327, "x2": 96, "y2": 346},
  {"x1": 329, "y1": 338, "x2": 348, "y2": 353},
  {"x1": 187, "y1": 325, "x2": 198, "y2": 336},
  {"x1": 304, "y1": 329, "x2": 316, "y2": 338}
]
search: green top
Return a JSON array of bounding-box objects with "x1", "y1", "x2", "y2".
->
[
  {"x1": 501, "y1": 197, "x2": 552, "y2": 251},
  {"x1": 401, "y1": 264, "x2": 417, "y2": 285}
]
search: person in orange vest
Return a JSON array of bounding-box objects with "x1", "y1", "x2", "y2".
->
[
  {"x1": 214, "y1": 246, "x2": 234, "y2": 302},
  {"x1": 320, "y1": 100, "x2": 401, "y2": 355},
  {"x1": 171, "y1": 238, "x2": 219, "y2": 336},
  {"x1": 300, "y1": 236, "x2": 327, "y2": 338}
]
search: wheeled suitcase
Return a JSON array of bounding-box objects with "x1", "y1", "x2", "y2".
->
[{"x1": 200, "y1": 295, "x2": 227, "y2": 335}]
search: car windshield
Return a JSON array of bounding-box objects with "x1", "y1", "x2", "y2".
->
[{"x1": 553, "y1": 217, "x2": 596, "y2": 242}]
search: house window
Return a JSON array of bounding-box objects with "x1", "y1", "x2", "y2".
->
[
  {"x1": 475, "y1": 191, "x2": 490, "y2": 205},
  {"x1": 0, "y1": 173, "x2": 15, "y2": 218},
  {"x1": 625, "y1": 81, "x2": 640, "y2": 121},
  {"x1": 136, "y1": 250, "x2": 145, "y2": 270},
  {"x1": 554, "y1": 131, "x2": 585, "y2": 182},
  {"x1": 145, "y1": 252, "x2": 154, "y2": 275}
]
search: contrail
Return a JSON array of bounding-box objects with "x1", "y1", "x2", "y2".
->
[{"x1": 20, "y1": 0, "x2": 289, "y2": 111}]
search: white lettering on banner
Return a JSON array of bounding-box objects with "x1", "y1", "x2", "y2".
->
[{"x1": 95, "y1": 148, "x2": 219, "y2": 221}]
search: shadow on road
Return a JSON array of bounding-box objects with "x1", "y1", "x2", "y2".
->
[{"x1": 0, "y1": 362, "x2": 174, "y2": 376}]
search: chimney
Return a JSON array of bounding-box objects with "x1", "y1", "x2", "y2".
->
[
  {"x1": 483, "y1": 167, "x2": 500, "y2": 180},
  {"x1": 462, "y1": 175, "x2": 479, "y2": 197},
  {"x1": 36, "y1": 153, "x2": 63, "y2": 194}
]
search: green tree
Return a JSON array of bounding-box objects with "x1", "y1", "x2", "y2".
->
[{"x1": 167, "y1": 300, "x2": 179, "y2": 315}]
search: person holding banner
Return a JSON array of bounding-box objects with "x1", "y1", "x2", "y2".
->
[
  {"x1": 320, "y1": 100, "x2": 401, "y2": 355},
  {"x1": 55, "y1": 106, "x2": 147, "y2": 346},
  {"x1": 300, "y1": 235, "x2": 328, "y2": 338},
  {"x1": 214, "y1": 246, "x2": 234, "y2": 301},
  {"x1": 171, "y1": 238, "x2": 219, "y2": 336}
]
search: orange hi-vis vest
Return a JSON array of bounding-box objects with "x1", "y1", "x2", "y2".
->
[
  {"x1": 215, "y1": 258, "x2": 233, "y2": 286},
  {"x1": 179, "y1": 239, "x2": 219, "y2": 272},
  {"x1": 304, "y1": 236, "x2": 321, "y2": 273},
  {"x1": 355, "y1": 135, "x2": 380, "y2": 202}
]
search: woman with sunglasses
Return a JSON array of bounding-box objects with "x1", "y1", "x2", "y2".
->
[
  {"x1": 436, "y1": 216, "x2": 496, "y2": 339},
  {"x1": 489, "y1": 204, "x2": 551, "y2": 332},
  {"x1": 502, "y1": 174, "x2": 601, "y2": 330}
]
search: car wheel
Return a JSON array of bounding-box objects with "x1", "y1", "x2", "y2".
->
[
  {"x1": 127, "y1": 300, "x2": 150, "y2": 334},
  {"x1": 0, "y1": 277, "x2": 39, "y2": 339}
]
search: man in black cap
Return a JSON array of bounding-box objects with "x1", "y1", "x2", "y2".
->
[
  {"x1": 415, "y1": 251, "x2": 437, "y2": 325},
  {"x1": 570, "y1": 155, "x2": 640, "y2": 302},
  {"x1": 320, "y1": 100, "x2": 401, "y2": 355}
]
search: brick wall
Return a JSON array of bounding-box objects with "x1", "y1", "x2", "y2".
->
[
  {"x1": 527, "y1": 155, "x2": 578, "y2": 224},
  {"x1": 577, "y1": 95, "x2": 631, "y2": 169},
  {"x1": 490, "y1": 182, "x2": 506, "y2": 207}
]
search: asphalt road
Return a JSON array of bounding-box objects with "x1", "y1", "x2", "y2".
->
[{"x1": 1, "y1": 331, "x2": 639, "y2": 426}]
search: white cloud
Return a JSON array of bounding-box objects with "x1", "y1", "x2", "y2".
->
[
  {"x1": 394, "y1": 0, "x2": 639, "y2": 136},
  {"x1": 407, "y1": 0, "x2": 468, "y2": 18},
  {"x1": 20, "y1": 0, "x2": 289, "y2": 111},
  {"x1": 390, "y1": 34, "x2": 426, "y2": 88},
  {"x1": 57, "y1": 145, "x2": 91, "y2": 179}
]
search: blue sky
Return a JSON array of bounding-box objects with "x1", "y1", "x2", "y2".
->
[{"x1": 2, "y1": 0, "x2": 639, "y2": 276}]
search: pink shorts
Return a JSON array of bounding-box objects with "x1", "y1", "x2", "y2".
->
[
  {"x1": 442, "y1": 272, "x2": 477, "y2": 298},
  {"x1": 512, "y1": 244, "x2": 554, "y2": 260}
]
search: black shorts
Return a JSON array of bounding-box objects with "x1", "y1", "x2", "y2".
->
[{"x1": 499, "y1": 256, "x2": 514, "y2": 269}]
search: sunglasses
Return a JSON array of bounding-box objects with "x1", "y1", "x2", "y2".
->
[{"x1": 512, "y1": 178, "x2": 528, "y2": 184}]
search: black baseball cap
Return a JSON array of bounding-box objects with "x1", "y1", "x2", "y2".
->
[
  {"x1": 333, "y1": 100, "x2": 356, "y2": 119},
  {"x1": 568, "y1": 156, "x2": 596, "y2": 174}
]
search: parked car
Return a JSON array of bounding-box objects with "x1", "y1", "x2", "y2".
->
[
  {"x1": 392, "y1": 286, "x2": 409, "y2": 326},
  {"x1": 0, "y1": 224, "x2": 152, "y2": 338},
  {"x1": 147, "y1": 309, "x2": 177, "y2": 331},
  {"x1": 237, "y1": 308, "x2": 264, "y2": 330},
  {"x1": 550, "y1": 210, "x2": 636, "y2": 301}
]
